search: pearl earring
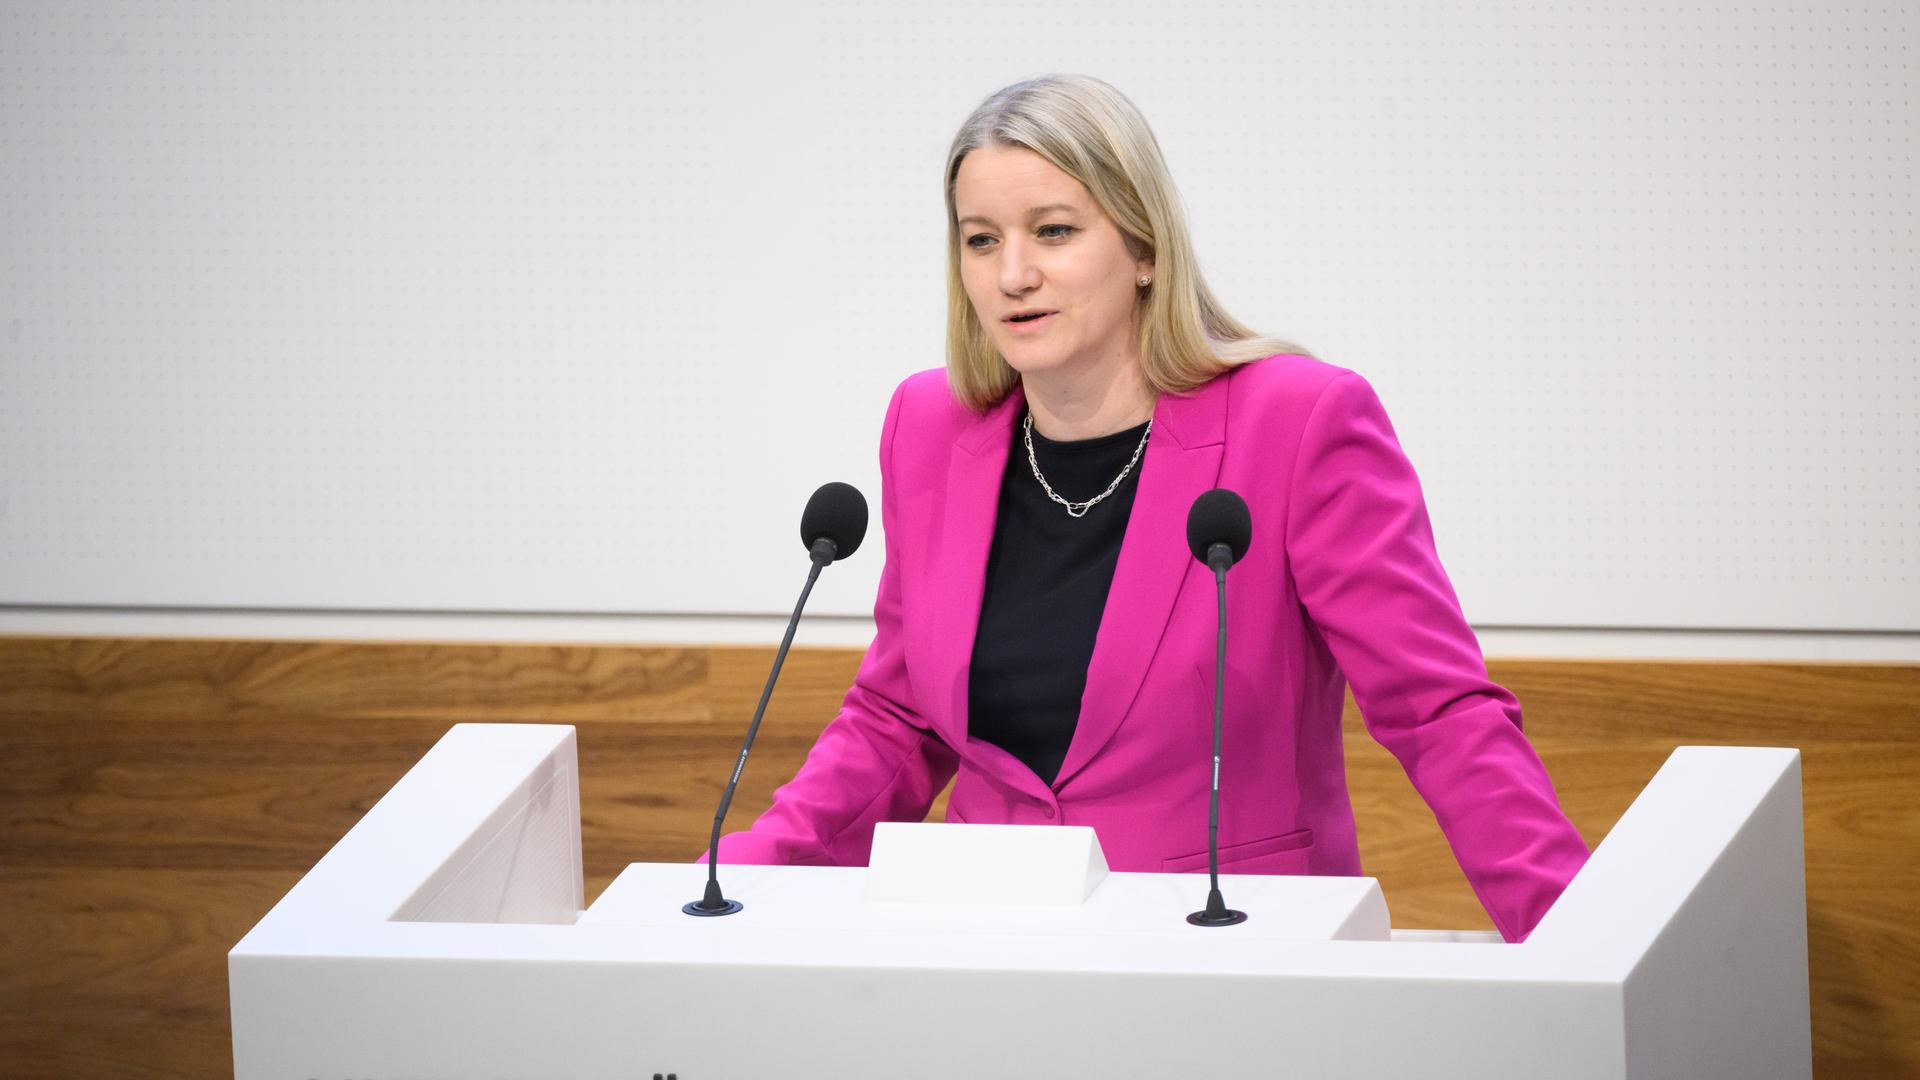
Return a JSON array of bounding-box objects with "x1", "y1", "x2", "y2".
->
[{"x1": 1138, "y1": 275, "x2": 1152, "y2": 287}]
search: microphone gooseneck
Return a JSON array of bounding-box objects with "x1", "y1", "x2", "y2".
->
[
  {"x1": 1186, "y1": 488, "x2": 1250, "y2": 928},
  {"x1": 685, "y1": 482, "x2": 870, "y2": 917}
]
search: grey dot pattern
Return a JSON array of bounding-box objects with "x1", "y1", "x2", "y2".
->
[{"x1": 0, "y1": 2, "x2": 1913, "y2": 629}]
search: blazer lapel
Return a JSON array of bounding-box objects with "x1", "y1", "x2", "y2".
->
[
  {"x1": 1052, "y1": 376, "x2": 1229, "y2": 790},
  {"x1": 924, "y1": 383, "x2": 1024, "y2": 757}
]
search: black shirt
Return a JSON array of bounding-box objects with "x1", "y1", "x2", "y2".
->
[{"x1": 967, "y1": 409, "x2": 1151, "y2": 787}]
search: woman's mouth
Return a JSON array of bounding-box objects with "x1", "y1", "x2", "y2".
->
[{"x1": 1005, "y1": 311, "x2": 1056, "y2": 333}]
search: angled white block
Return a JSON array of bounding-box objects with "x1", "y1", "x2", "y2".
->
[
  {"x1": 863, "y1": 820, "x2": 1108, "y2": 905},
  {"x1": 238, "y1": 722, "x2": 583, "y2": 933},
  {"x1": 1528, "y1": 745, "x2": 1812, "y2": 1078}
]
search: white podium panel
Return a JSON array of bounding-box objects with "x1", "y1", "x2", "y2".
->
[
  {"x1": 863, "y1": 819, "x2": 1112, "y2": 906},
  {"x1": 229, "y1": 724, "x2": 1811, "y2": 1079}
]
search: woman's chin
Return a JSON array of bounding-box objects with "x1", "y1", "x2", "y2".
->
[{"x1": 998, "y1": 343, "x2": 1072, "y2": 378}]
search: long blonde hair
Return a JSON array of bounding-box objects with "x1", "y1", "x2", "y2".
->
[{"x1": 944, "y1": 74, "x2": 1312, "y2": 410}]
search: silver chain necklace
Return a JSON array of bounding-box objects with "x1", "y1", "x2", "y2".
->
[{"x1": 1023, "y1": 412, "x2": 1152, "y2": 519}]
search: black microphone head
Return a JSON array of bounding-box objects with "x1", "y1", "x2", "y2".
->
[
  {"x1": 1186, "y1": 488, "x2": 1252, "y2": 567},
  {"x1": 800, "y1": 482, "x2": 869, "y2": 562}
]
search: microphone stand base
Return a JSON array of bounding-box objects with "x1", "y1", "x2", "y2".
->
[
  {"x1": 682, "y1": 898, "x2": 744, "y2": 917},
  {"x1": 1186, "y1": 908, "x2": 1248, "y2": 927}
]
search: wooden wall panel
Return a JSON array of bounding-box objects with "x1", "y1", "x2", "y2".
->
[{"x1": 0, "y1": 636, "x2": 1913, "y2": 1078}]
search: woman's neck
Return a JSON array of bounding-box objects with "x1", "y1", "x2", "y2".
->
[{"x1": 1022, "y1": 357, "x2": 1155, "y2": 442}]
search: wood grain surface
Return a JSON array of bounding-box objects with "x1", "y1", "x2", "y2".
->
[{"x1": 0, "y1": 636, "x2": 1913, "y2": 1078}]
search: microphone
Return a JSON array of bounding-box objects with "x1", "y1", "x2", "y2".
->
[
  {"x1": 685, "y1": 481, "x2": 869, "y2": 917},
  {"x1": 1185, "y1": 488, "x2": 1250, "y2": 927},
  {"x1": 1186, "y1": 487, "x2": 1252, "y2": 575},
  {"x1": 799, "y1": 480, "x2": 868, "y2": 565}
]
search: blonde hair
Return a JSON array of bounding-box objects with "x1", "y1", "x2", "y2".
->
[{"x1": 943, "y1": 73, "x2": 1312, "y2": 410}]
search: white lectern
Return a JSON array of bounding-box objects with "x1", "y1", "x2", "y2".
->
[{"x1": 229, "y1": 725, "x2": 1811, "y2": 1079}]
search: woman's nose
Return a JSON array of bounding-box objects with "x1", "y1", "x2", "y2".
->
[{"x1": 997, "y1": 239, "x2": 1041, "y2": 292}]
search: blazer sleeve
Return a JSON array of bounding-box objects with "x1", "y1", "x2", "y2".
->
[
  {"x1": 1284, "y1": 371, "x2": 1590, "y2": 942},
  {"x1": 709, "y1": 377, "x2": 961, "y2": 866}
]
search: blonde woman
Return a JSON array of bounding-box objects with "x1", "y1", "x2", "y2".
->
[{"x1": 711, "y1": 74, "x2": 1588, "y2": 942}]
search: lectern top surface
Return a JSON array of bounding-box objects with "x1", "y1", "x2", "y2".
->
[{"x1": 578, "y1": 862, "x2": 1389, "y2": 955}]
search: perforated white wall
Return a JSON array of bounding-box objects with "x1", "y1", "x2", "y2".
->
[{"x1": 2, "y1": 2, "x2": 1914, "y2": 631}]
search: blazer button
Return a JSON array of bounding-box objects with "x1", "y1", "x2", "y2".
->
[{"x1": 1042, "y1": 805, "x2": 1056, "y2": 819}]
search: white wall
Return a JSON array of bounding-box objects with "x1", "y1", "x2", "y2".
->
[{"x1": 2, "y1": 2, "x2": 1914, "y2": 659}]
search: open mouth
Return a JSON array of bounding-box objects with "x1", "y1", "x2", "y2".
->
[{"x1": 1006, "y1": 311, "x2": 1056, "y2": 327}]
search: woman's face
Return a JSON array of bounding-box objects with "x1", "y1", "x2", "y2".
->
[{"x1": 954, "y1": 144, "x2": 1153, "y2": 385}]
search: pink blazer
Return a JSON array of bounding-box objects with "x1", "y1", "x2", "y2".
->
[{"x1": 714, "y1": 353, "x2": 1590, "y2": 942}]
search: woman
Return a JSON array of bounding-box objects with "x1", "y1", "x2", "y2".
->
[{"x1": 713, "y1": 74, "x2": 1589, "y2": 942}]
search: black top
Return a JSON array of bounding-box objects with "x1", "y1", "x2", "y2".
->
[{"x1": 967, "y1": 409, "x2": 1151, "y2": 787}]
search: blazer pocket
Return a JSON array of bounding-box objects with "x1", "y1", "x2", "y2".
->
[{"x1": 1161, "y1": 827, "x2": 1314, "y2": 875}]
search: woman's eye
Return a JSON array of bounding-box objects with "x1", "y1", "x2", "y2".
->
[{"x1": 965, "y1": 225, "x2": 1074, "y2": 251}]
